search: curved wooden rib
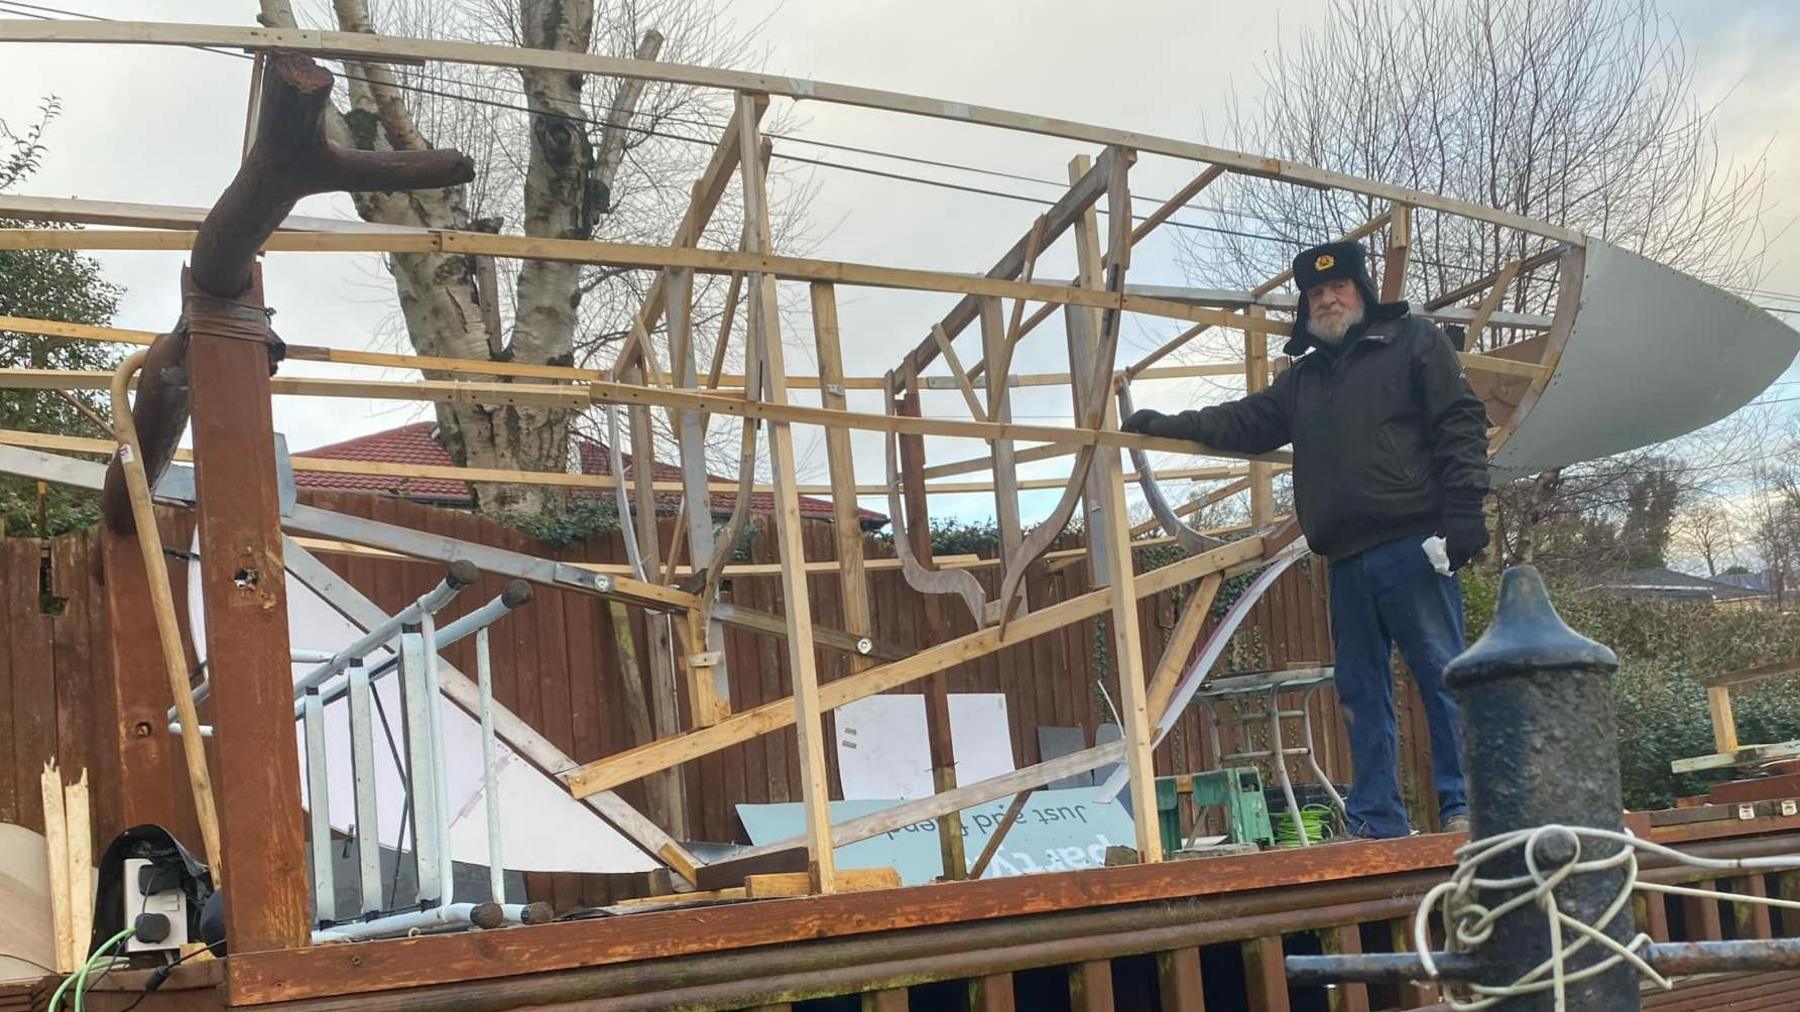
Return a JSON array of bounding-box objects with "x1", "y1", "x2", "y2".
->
[
  {"x1": 883, "y1": 373, "x2": 989, "y2": 626},
  {"x1": 1113, "y1": 379, "x2": 1223, "y2": 557},
  {"x1": 992, "y1": 244, "x2": 1131, "y2": 636},
  {"x1": 688, "y1": 341, "x2": 764, "y2": 640}
]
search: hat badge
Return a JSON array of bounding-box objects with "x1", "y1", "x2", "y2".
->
[{"x1": 1314, "y1": 253, "x2": 1336, "y2": 271}]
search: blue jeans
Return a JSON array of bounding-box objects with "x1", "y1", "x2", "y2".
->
[{"x1": 1328, "y1": 535, "x2": 1468, "y2": 838}]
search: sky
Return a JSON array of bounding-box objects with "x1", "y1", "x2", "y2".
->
[{"x1": 2, "y1": 0, "x2": 1798, "y2": 551}]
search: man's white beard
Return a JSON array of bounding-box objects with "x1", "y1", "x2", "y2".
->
[{"x1": 1307, "y1": 302, "x2": 1366, "y2": 344}]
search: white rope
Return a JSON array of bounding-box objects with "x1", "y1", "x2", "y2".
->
[{"x1": 1414, "y1": 824, "x2": 1800, "y2": 1010}]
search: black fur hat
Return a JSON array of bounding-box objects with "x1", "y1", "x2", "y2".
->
[{"x1": 1286, "y1": 240, "x2": 1386, "y2": 355}]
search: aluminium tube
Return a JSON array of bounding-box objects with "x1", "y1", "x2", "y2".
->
[
  {"x1": 289, "y1": 559, "x2": 479, "y2": 700},
  {"x1": 477, "y1": 627, "x2": 505, "y2": 905},
  {"x1": 182, "y1": 558, "x2": 479, "y2": 723},
  {"x1": 313, "y1": 580, "x2": 534, "y2": 712},
  {"x1": 421, "y1": 610, "x2": 456, "y2": 907},
  {"x1": 346, "y1": 659, "x2": 383, "y2": 915},
  {"x1": 307, "y1": 901, "x2": 505, "y2": 944},
  {"x1": 398, "y1": 627, "x2": 443, "y2": 904},
  {"x1": 302, "y1": 688, "x2": 336, "y2": 925}
]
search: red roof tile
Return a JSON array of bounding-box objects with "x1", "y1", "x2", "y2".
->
[{"x1": 292, "y1": 421, "x2": 886, "y2": 526}]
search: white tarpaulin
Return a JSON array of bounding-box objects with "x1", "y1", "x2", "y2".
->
[{"x1": 187, "y1": 542, "x2": 655, "y2": 873}]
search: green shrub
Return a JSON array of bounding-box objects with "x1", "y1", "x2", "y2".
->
[{"x1": 1460, "y1": 568, "x2": 1800, "y2": 810}]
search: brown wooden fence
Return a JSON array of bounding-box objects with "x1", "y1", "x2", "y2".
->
[{"x1": 0, "y1": 491, "x2": 1448, "y2": 908}]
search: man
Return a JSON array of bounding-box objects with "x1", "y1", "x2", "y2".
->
[{"x1": 1123, "y1": 240, "x2": 1490, "y2": 838}]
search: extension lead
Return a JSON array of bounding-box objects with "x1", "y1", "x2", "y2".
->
[{"x1": 47, "y1": 927, "x2": 135, "y2": 1012}]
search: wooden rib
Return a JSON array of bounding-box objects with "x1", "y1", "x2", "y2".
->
[
  {"x1": 1130, "y1": 165, "x2": 1227, "y2": 245},
  {"x1": 810, "y1": 282, "x2": 876, "y2": 674},
  {"x1": 970, "y1": 215, "x2": 1047, "y2": 389},
  {"x1": 561, "y1": 537, "x2": 1264, "y2": 799},
  {"x1": 1146, "y1": 574, "x2": 1223, "y2": 720},
  {"x1": 1423, "y1": 246, "x2": 1565, "y2": 311},
  {"x1": 903, "y1": 149, "x2": 1118, "y2": 381},
  {"x1": 1114, "y1": 379, "x2": 1220, "y2": 556},
  {"x1": 1465, "y1": 258, "x2": 1523, "y2": 351},
  {"x1": 666, "y1": 265, "x2": 731, "y2": 725},
  {"x1": 980, "y1": 296, "x2": 1025, "y2": 608},
  {"x1": 929, "y1": 323, "x2": 989, "y2": 420},
  {"x1": 1246, "y1": 305, "x2": 1275, "y2": 526},
  {"x1": 1087, "y1": 150, "x2": 1163, "y2": 860},
  {"x1": 614, "y1": 97, "x2": 765, "y2": 373},
  {"x1": 1380, "y1": 203, "x2": 1412, "y2": 302},
  {"x1": 1127, "y1": 475, "x2": 1256, "y2": 539},
  {"x1": 966, "y1": 790, "x2": 1032, "y2": 880},
  {"x1": 0, "y1": 228, "x2": 1300, "y2": 336},
  {"x1": 883, "y1": 373, "x2": 988, "y2": 626}
]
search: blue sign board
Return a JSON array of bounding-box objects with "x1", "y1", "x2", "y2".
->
[{"x1": 736, "y1": 788, "x2": 1136, "y2": 886}]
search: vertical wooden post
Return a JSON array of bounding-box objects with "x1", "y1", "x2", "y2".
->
[
  {"x1": 897, "y1": 364, "x2": 968, "y2": 880},
  {"x1": 100, "y1": 525, "x2": 185, "y2": 834},
  {"x1": 1070, "y1": 959, "x2": 1117, "y2": 1012},
  {"x1": 1245, "y1": 305, "x2": 1274, "y2": 527},
  {"x1": 624, "y1": 359, "x2": 690, "y2": 839},
  {"x1": 1706, "y1": 686, "x2": 1739, "y2": 754},
  {"x1": 183, "y1": 266, "x2": 310, "y2": 954},
  {"x1": 860, "y1": 989, "x2": 909, "y2": 1012},
  {"x1": 1635, "y1": 891, "x2": 1671, "y2": 943},
  {"x1": 968, "y1": 972, "x2": 1016, "y2": 1012},
  {"x1": 738, "y1": 92, "x2": 836, "y2": 894},
  {"x1": 1065, "y1": 153, "x2": 1111, "y2": 584},
  {"x1": 1085, "y1": 152, "x2": 1161, "y2": 863},
  {"x1": 1317, "y1": 925, "x2": 1372, "y2": 1012},
  {"x1": 1240, "y1": 935, "x2": 1291, "y2": 1012},
  {"x1": 1156, "y1": 946, "x2": 1207, "y2": 1012},
  {"x1": 1733, "y1": 874, "x2": 1774, "y2": 940},
  {"x1": 810, "y1": 282, "x2": 876, "y2": 673},
  {"x1": 666, "y1": 266, "x2": 731, "y2": 725},
  {"x1": 1680, "y1": 882, "x2": 1724, "y2": 941},
  {"x1": 1386, "y1": 918, "x2": 1435, "y2": 1008},
  {"x1": 979, "y1": 296, "x2": 1026, "y2": 602},
  {"x1": 1380, "y1": 204, "x2": 1411, "y2": 302}
]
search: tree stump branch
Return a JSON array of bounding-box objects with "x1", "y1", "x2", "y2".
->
[{"x1": 101, "y1": 51, "x2": 474, "y2": 534}]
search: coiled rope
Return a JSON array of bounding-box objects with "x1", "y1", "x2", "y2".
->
[{"x1": 1416, "y1": 824, "x2": 1800, "y2": 1010}]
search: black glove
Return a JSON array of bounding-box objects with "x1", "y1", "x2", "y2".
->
[
  {"x1": 1121, "y1": 408, "x2": 1193, "y2": 441},
  {"x1": 1441, "y1": 492, "x2": 1490, "y2": 572}
]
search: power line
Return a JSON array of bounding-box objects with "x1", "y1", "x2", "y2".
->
[{"x1": 7, "y1": 2, "x2": 1798, "y2": 315}]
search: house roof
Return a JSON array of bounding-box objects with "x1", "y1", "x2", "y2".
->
[
  {"x1": 292, "y1": 421, "x2": 887, "y2": 526},
  {"x1": 1586, "y1": 567, "x2": 1767, "y2": 602}
]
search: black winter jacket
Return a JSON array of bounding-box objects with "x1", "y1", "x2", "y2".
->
[{"x1": 1165, "y1": 303, "x2": 1490, "y2": 560}]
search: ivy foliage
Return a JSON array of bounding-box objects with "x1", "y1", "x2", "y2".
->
[{"x1": 0, "y1": 99, "x2": 126, "y2": 537}]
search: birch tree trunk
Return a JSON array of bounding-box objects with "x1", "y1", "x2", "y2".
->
[{"x1": 259, "y1": 0, "x2": 607, "y2": 519}]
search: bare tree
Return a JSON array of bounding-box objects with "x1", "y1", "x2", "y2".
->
[
  {"x1": 1174, "y1": 0, "x2": 1775, "y2": 568},
  {"x1": 257, "y1": 0, "x2": 815, "y2": 519},
  {"x1": 1670, "y1": 499, "x2": 1738, "y2": 577}
]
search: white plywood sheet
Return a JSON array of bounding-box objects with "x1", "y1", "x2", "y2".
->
[
  {"x1": 1494, "y1": 241, "x2": 1800, "y2": 476},
  {"x1": 835, "y1": 694, "x2": 1015, "y2": 800}
]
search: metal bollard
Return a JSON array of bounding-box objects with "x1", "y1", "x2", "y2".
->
[
  {"x1": 1440, "y1": 565, "x2": 1633, "y2": 1009},
  {"x1": 1290, "y1": 565, "x2": 1800, "y2": 1000}
]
